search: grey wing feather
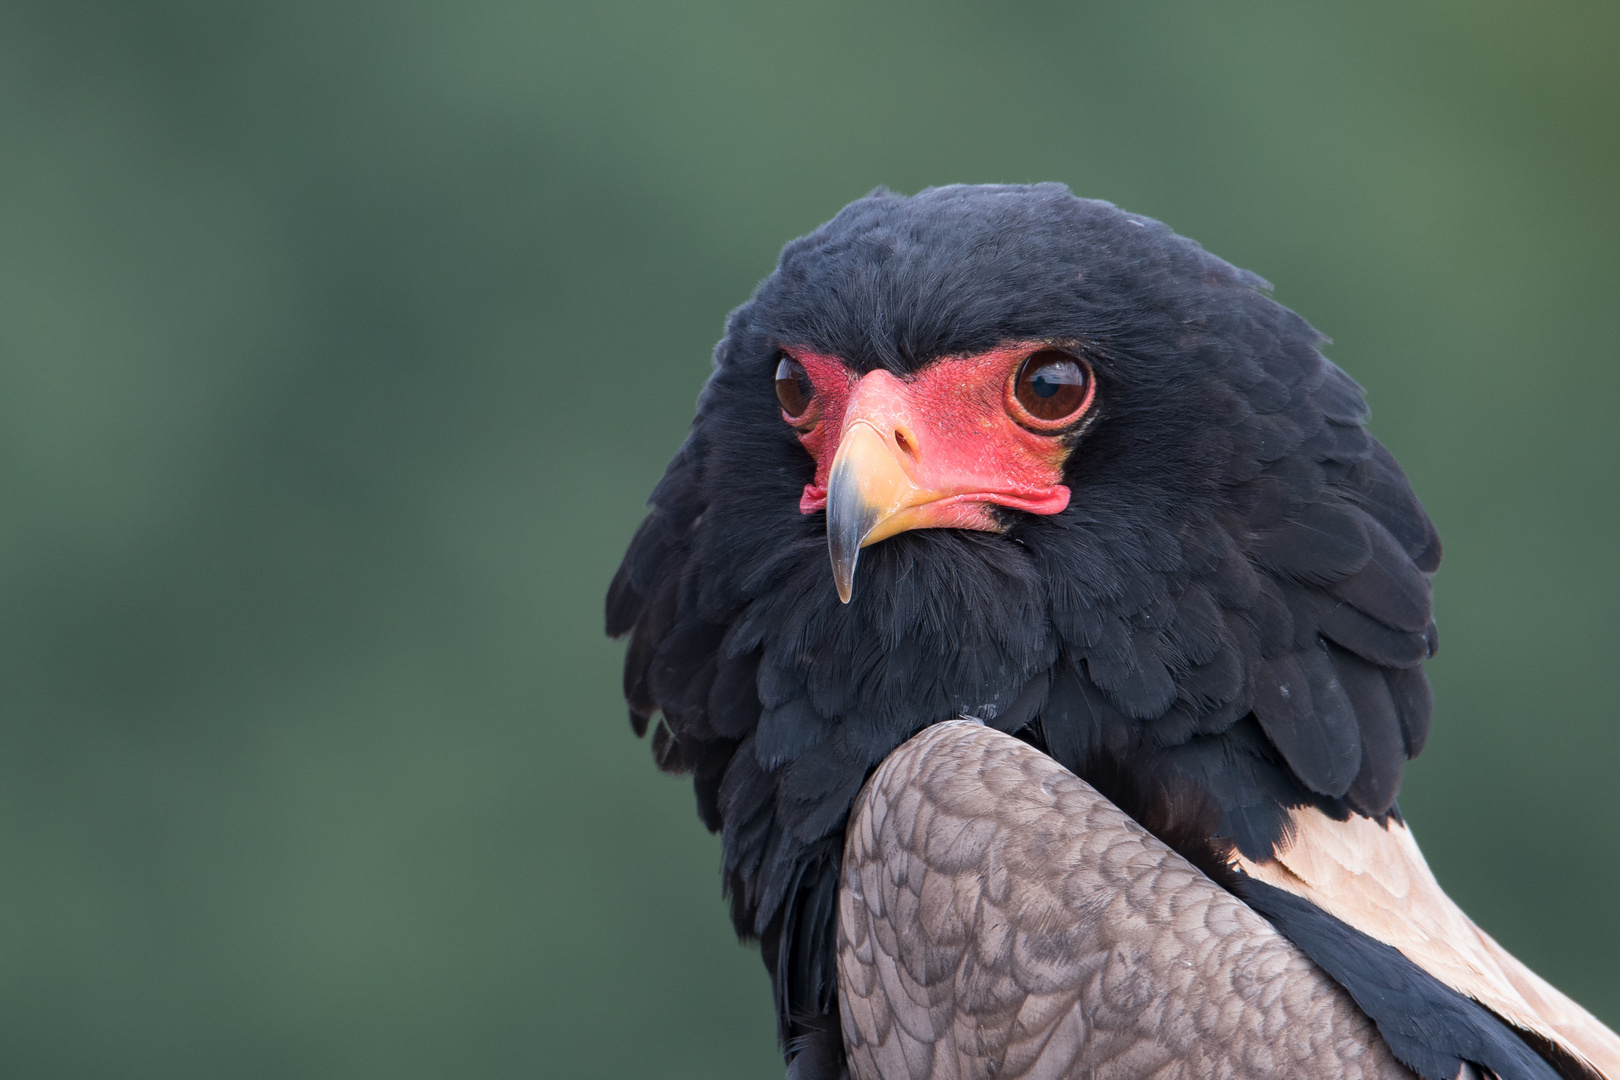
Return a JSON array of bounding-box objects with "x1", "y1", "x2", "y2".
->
[{"x1": 837, "y1": 720, "x2": 1416, "y2": 1080}]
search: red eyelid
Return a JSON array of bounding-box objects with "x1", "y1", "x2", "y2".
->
[
  {"x1": 1005, "y1": 354, "x2": 1095, "y2": 431},
  {"x1": 781, "y1": 349, "x2": 856, "y2": 391},
  {"x1": 779, "y1": 350, "x2": 854, "y2": 412}
]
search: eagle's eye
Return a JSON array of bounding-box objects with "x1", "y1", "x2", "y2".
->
[
  {"x1": 1012, "y1": 349, "x2": 1092, "y2": 424},
  {"x1": 775, "y1": 356, "x2": 813, "y2": 419}
]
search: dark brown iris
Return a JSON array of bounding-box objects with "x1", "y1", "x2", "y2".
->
[
  {"x1": 775, "y1": 356, "x2": 813, "y2": 418},
  {"x1": 1013, "y1": 349, "x2": 1091, "y2": 422}
]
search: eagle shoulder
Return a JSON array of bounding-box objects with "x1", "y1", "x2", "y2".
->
[
  {"x1": 1233, "y1": 808, "x2": 1620, "y2": 1080},
  {"x1": 837, "y1": 721, "x2": 1413, "y2": 1080}
]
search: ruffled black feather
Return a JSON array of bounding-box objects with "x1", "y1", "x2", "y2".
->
[{"x1": 605, "y1": 184, "x2": 1441, "y2": 1068}]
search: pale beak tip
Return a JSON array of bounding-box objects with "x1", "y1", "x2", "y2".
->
[{"x1": 830, "y1": 538, "x2": 858, "y2": 603}]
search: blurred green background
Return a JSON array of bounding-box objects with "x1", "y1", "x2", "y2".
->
[{"x1": 0, "y1": 1, "x2": 1616, "y2": 1076}]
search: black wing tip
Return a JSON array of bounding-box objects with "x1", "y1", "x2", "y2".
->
[{"x1": 1235, "y1": 877, "x2": 1568, "y2": 1080}]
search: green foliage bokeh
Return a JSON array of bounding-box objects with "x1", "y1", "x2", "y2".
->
[{"x1": 0, "y1": 2, "x2": 1616, "y2": 1076}]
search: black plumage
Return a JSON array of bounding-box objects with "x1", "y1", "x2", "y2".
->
[{"x1": 606, "y1": 185, "x2": 1458, "y2": 1075}]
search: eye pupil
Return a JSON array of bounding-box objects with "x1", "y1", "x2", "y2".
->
[
  {"x1": 1014, "y1": 349, "x2": 1091, "y2": 423},
  {"x1": 775, "y1": 357, "x2": 812, "y2": 418}
]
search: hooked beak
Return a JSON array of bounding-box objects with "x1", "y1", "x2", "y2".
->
[
  {"x1": 822, "y1": 370, "x2": 1070, "y2": 602},
  {"x1": 825, "y1": 419, "x2": 939, "y2": 603}
]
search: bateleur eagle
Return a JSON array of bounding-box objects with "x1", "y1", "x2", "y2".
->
[{"x1": 605, "y1": 184, "x2": 1619, "y2": 1080}]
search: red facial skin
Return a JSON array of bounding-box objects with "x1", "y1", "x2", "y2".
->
[{"x1": 781, "y1": 344, "x2": 1092, "y2": 531}]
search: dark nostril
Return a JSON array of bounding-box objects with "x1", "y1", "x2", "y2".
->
[{"x1": 894, "y1": 429, "x2": 916, "y2": 460}]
